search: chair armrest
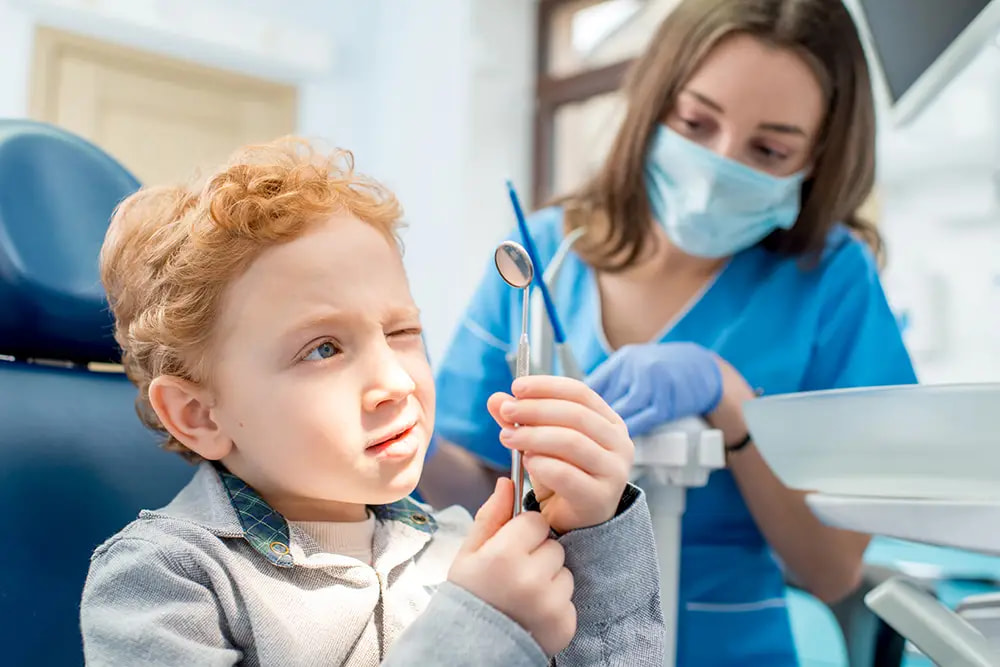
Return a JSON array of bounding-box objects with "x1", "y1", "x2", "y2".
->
[
  {"x1": 787, "y1": 564, "x2": 922, "y2": 667},
  {"x1": 956, "y1": 592, "x2": 1000, "y2": 643},
  {"x1": 866, "y1": 577, "x2": 999, "y2": 666}
]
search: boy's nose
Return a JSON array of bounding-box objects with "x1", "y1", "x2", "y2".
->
[{"x1": 362, "y1": 347, "x2": 416, "y2": 411}]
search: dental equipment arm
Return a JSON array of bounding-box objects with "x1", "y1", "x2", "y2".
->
[
  {"x1": 528, "y1": 227, "x2": 586, "y2": 380},
  {"x1": 631, "y1": 418, "x2": 726, "y2": 667},
  {"x1": 866, "y1": 577, "x2": 1000, "y2": 666}
]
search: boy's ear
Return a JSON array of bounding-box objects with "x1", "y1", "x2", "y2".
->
[{"x1": 148, "y1": 375, "x2": 233, "y2": 460}]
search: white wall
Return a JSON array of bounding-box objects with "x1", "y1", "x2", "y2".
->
[
  {"x1": 298, "y1": 0, "x2": 536, "y2": 363},
  {"x1": 877, "y1": 43, "x2": 1000, "y2": 384},
  {"x1": 322, "y1": 0, "x2": 537, "y2": 365},
  {"x1": 0, "y1": 1, "x2": 33, "y2": 119},
  {"x1": 0, "y1": 0, "x2": 536, "y2": 363},
  {"x1": 7, "y1": 0, "x2": 996, "y2": 384}
]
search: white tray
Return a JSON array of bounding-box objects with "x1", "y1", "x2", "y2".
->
[
  {"x1": 806, "y1": 493, "x2": 1000, "y2": 555},
  {"x1": 742, "y1": 383, "x2": 1000, "y2": 500}
]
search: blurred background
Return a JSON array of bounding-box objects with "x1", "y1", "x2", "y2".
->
[
  {"x1": 2, "y1": 0, "x2": 999, "y2": 377},
  {"x1": 3, "y1": 0, "x2": 1000, "y2": 664}
]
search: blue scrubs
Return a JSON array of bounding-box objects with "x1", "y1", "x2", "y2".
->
[{"x1": 433, "y1": 207, "x2": 917, "y2": 665}]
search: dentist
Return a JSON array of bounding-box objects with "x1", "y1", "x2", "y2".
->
[{"x1": 422, "y1": 0, "x2": 916, "y2": 663}]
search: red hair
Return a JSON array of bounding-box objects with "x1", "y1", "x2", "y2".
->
[{"x1": 100, "y1": 137, "x2": 403, "y2": 459}]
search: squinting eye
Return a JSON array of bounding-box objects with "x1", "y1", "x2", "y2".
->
[
  {"x1": 389, "y1": 327, "x2": 423, "y2": 338},
  {"x1": 304, "y1": 341, "x2": 339, "y2": 361}
]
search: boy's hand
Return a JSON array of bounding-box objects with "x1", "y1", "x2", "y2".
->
[
  {"x1": 490, "y1": 375, "x2": 633, "y2": 535},
  {"x1": 448, "y1": 478, "x2": 576, "y2": 657}
]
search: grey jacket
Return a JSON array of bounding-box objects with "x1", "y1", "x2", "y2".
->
[{"x1": 80, "y1": 463, "x2": 664, "y2": 666}]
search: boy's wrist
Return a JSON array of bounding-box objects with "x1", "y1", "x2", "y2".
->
[
  {"x1": 611, "y1": 483, "x2": 640, "y2": 517},
  {"x1": 553, "y1": 484, "x2": 657, "y2": 629},
  {"x1": 522, "y1": 484, "x2": 639, "y2": 535}
]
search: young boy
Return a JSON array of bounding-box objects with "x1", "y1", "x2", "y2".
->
[{"x1": 80, "y1": 138, "x2": 664, "y2": 666}]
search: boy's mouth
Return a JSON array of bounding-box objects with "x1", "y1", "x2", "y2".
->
[{"x1": 366, "y1": 420, "x2": 419, "y2": 459}]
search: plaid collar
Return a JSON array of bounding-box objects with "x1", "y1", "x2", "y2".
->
[{"x1": 213, "y1": 464, "x2": 437, "y2": 569}]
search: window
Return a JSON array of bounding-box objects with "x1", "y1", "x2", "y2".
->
[
  {"x1": 545, "y1": 0, "x2": 645, "y2": 77},
  {"x1": 551, "y1": 91, "x2": 626, "y2": 196},
  {"x1": 534, "y1": 0, "x2": 673, "y2": 204}
]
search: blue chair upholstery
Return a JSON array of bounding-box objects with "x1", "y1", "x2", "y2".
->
[{"x1": 0, "y1": 120, "x2": 196, "y2": 666}]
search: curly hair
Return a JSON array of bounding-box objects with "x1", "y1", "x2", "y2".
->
[{"x1": 100, "y1": 137, "x2": 404, "y2": 460}]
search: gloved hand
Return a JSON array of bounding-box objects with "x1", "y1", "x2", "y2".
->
[{"x1": 585, "y1": 341, "x2": 723, "y2": 437}]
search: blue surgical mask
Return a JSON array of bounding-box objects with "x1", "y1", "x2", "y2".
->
[{"x1": 644, "y1": 125, "x2": 805, "y2": 258}]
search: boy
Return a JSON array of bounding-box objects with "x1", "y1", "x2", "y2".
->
[{"x1": 81, "y1": 138, "x2": 664, "y2": 666}]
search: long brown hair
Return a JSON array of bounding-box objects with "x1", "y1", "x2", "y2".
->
[{"x1": 558, "y1": 0, "x2": 880, "y2": 271}]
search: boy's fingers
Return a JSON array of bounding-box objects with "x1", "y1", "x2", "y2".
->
[
  {"x1": 499, "y1": 425, "x2": 616, "y2": 476},
  {"x1": 552, "y1": 567, "x2": 574, "y2": 604},
  {"x1": 462, "y1": 477, "x2": 513, "y2": 553},
  {"x1": 523, "y1": 454, "x2": 604, "y2": 505},
  {"x1": 486, "y1": 510, "x2": 552, "y2": 557},
  {"x1": 499, "y1": 398, "x2": 623, "y2": 454},
  {"x1": 527, "y1": 538, "x2": 566, "y2": 579},
  {"x1": 512, "y1": 375, "x2": 622, "y2": 425},
  {"x1": 487, "y1": 392, "x2": 516, "y2": 430}
]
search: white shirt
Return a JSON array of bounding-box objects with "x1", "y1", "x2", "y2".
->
[{"x1": 292, "y1": 511, "x2": 377, "y2": 564}]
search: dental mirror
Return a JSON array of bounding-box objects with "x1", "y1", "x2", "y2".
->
[
  {"x1": 494, "y1": 240, "x2": 534, "y2": 516},
  {"x1": 494, "y1": 240, "x2": 534, "y2": 290}
]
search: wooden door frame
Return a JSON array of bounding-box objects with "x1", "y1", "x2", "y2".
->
[
  {"x1": 30, "y1": 26, "x2": 298, "y2": 126},
  {"x1": 533, "y1": 0, "x2": 635, "y2": 206}
]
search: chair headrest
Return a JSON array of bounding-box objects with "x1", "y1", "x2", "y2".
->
[{"x1": 0, "y1": 120, "x2": 140, "y2": 363}]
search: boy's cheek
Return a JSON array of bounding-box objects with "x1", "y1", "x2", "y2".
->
[{"x1": 408, "y1": 358, "x2": 436, "y2": 409}]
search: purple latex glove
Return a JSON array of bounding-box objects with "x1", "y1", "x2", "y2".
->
[{"x1": 585, "y1": 342, "x2": 724, "y2": 437}]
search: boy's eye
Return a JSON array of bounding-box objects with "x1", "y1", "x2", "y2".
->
[
  {"x1": 389, "y1": 327, "x2": 423, "y2": 338},
  {"x1": 304, "y1": 341, "x2": 340, "y2": 361}
]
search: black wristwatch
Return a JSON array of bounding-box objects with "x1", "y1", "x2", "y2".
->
[{"x1": 725, "y1": 432, "x2": 753, "y2": 453}]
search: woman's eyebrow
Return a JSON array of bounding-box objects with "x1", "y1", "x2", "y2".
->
[
  {"x1": 758, "y1": 121, "x2": 806, "y2": 136},
  {"x1": 684, "y1": 88, "x2": 724, "y2": 112},
  {"x1": 684, "y1": 88, "x2": 806, "y2": 136}
]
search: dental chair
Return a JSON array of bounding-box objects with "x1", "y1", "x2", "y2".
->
[
  {"x1": 746, "y1": 384, "x2": 1000, "y2": 666},
  {"x1": 790, "y1": 565, "x2": 911, "y2": 666},
  {"x1": 0, "y1": 119, "x2": 196, "y2": 665}
]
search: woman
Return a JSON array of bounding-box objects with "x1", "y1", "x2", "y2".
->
[{"x1": 421, "y1": 0, "x2": 916, "y2": 663}]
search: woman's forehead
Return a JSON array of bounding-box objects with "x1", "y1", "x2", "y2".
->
[{"x1": 681, "y1": 34, "x2": 826, "y2": 136}]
